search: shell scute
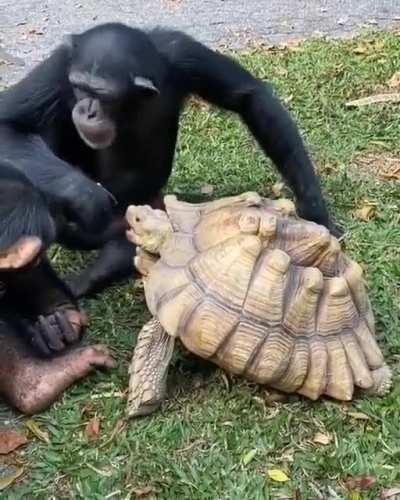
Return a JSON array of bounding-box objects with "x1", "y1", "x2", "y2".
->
[{"x1": 135, "y1": 193, "x2": 391, "y2": 401}]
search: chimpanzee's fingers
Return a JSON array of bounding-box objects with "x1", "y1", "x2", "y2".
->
[
  {"x1": 26, "y1": 323, "x2": 52, "y2": 357},
  {"x1": 55, "y1": 311, "x2": 79, "y2": 343},
  {"x1": 38, "y1": 315, "x2": 66, "y2": 352}
]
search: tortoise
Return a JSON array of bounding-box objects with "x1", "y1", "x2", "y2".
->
[{"x1": 125, "y1": 192, "x2": 392, "y2": 417}]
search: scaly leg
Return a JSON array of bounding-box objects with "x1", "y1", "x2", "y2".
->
[{"x1": 127, "y1": 317, "x2": 175, "y2": 417}]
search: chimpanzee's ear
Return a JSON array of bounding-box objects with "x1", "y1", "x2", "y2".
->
[
  {"x1": 0, "y1": 237, "x2": 42, "y2": 270},
  {"x1": 131, "y1": 75, "x2": 160, "y2": 96}
]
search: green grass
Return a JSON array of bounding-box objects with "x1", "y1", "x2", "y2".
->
[{"x1": 2, "y1": 31, "x2": 400, "y2": 499}]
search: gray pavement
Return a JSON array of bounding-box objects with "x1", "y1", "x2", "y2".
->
[{"x1": 0, "y1": 0, "x2": 399, "y2": 85}]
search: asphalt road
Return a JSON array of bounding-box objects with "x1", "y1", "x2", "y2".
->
[{"x1": 0, "y1": 0, "x2": 399, "y2": 84}]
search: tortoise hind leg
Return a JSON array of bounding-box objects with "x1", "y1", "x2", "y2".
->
[{"x1": 127, "y1": 317, "x2": 175, "y2": 418}]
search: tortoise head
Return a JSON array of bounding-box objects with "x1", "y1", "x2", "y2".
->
[{"x1": 126, "y1": 205, "x2": 173, "y2": 254}]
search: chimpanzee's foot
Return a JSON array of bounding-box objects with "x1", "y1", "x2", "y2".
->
[{"x1": 5, "y1": 344, "x2": 115, "y2": 415}]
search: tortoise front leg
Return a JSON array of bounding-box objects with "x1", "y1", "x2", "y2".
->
[{"x1": 127, "y1": 317, "x2": 175, "y2": 417}]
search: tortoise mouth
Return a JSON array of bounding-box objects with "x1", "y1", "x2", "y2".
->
[{"x1": 126, "y1": 229, "x2": 140, "y2": 245}]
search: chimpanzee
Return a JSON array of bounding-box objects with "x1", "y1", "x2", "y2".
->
[
  {"x1": 0, "y1": 22, "x2": 340, "y2": 299},
  {"x1": 0, "y1": 162, "x2": 114, "y2": 414}
]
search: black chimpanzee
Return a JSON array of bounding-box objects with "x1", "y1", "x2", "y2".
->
[
  {"x1": 0, "y1": 22, "x2": 339, "y2": 300},
  {"x1": 0, "y1": 162, "x2": 114, "y2": 413}
]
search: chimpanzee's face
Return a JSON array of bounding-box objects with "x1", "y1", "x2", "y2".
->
[{"x1": 66, "y1": 25, "x2": 160, "y2": 150}]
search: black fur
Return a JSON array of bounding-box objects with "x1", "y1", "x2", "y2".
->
[
  {"x1": 0, "y1": 23, "x2": 338, "y2": 297},
  {"x1": 0, "y1": 162, "x2": 77, "y2": 355}
]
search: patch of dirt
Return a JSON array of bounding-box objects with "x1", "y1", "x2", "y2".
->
[{"x1": 354, "y1": 153, "x2": 400, "y2": 182}]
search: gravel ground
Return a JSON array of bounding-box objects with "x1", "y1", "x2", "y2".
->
[{"x1": 0, "y1": 0, "x2": 399, "y2": 84}]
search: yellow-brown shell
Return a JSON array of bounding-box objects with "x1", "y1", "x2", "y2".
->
[{"x1": 140, "y1": 192, "x2": 390, "y2": 401}]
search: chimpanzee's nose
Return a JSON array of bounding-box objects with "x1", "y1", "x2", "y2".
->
[
  {"x1": 87, "y1": 99, "x2": 99, "y2": 120},
  {"x1": 77, "y1": 98, "x2": 101, "y2": 121},
  {"x1": 87, "y1": 99, "x2": 98, "y2": 120}
]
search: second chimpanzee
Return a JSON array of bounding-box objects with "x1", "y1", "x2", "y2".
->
[
  {"x1": 0, "y1": 162, "x2": 114, "y2": 413},
  {"x1": 0, "y1": 22, "x2": 339, "y2": 299}
]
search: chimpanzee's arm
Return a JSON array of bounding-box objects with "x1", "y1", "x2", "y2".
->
[
  {"x1": 0, "y1": 126, "x2": 113, "y2": 233},
  {"x1": 154, "y1": 30, "x2": 337, "y2": 233},
  {"x1": 66, "y1": 237, "x2": 136, "y2": 298},
  {"x1": 5, "y1": 257, "x2": 76, "y2": 316}
]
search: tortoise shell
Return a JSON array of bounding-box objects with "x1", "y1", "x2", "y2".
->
[{"x1": 129, "y1": 192, "x2": 390, "y2": 401}]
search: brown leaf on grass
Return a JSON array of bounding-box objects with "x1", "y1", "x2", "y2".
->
[
  {"x1": 280, "y1": 39, "x2": 304, "y2": 52},
  {"x1": 355, "y1": 153, "x2": 400, "y2": 182},
  {"x1": 380, "y1": 487, "x2": 400, "y2": 499},
  {"x1": 25, "y1": 420, "x2": 50, "y2": 444},
  {"x1": 0, "y1": 429, "x2": 28, "y2": 454},
  {"x1": 344, "y1": 475, "x2": 377, "y2": 491},
  {"x1": 348, "y1": 411, "x2": 370, "y2": 421},
  {"x1": 200, "y1": 183, "x2": 214, "y2": 195},
  {"x1": 352, "y1": 39, "x2": 385, "y2": 55},
  {"x1": 312, "y1": 432, "x2": 333, "y2": 446},
  {"x1": 388, "y1": 72, "x2": 400, "y2": 89},
  {"x1": 132, "y1": 485, "x2": 157, "y2": 498},
  {"x1": 346, "y1": 93, "x2": 400, "y2": 108},
  {"x1": 85, "y1": 416, "x2": 101, "y2": 441},
  {"x1": 0, "y1": 467, "x2": 24, "y2": 491},
  {"x1": 353, "y1": 45, "x2": 369, "y2": 55},
  {"x1": 353, "y1": 202, "x2": 377, "y2": 221}
]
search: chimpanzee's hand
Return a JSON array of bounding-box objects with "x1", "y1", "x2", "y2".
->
[
  {"x1": 57, "y1": 172, "x2": 115, "y2": 233},
  {"x1": 30, "y1": 309, "x2": 88, "y2": 357},
  {"x1": 296, "y1": 198, "x2": 344, "y2": 239}
]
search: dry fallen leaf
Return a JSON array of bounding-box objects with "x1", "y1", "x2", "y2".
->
[
  {"x1": 348, "y1": 411, "x2": 370, "y2": 421},
  {"x1": 344, "y1": 475, "x2": 377, "y2": 491},
  {"x1": 271, "y1": 182, "x2": 285, "y2": 198},
  {"x1": 346, "y1": 93, "x2": 400, "y2": 108},
  {"x1": 267, "y1": 469, "x2": 290, "y2": 482},
  {"x1": 0, "y1": 429, "x2": 28, "y2": 454},
  {"x1": 353, "y1": 202, "x2": 377, "y2": 221},
  {"x1": 380, "y1": 487, "x2": 400, "y2": 499},
  {"x1": 0, "y1": 467, "x2": 24, "y2": 491},
  {"x1": 200, "y1": 183, "x2": 214, "y2": 195},
  {"x1": 85, "y1": 416, "x2": 101, "y2": 441},
  {"x1": 132, "y1": 485, "x2": 157, "y2": 498},
  {"x1": 312, "y1": 432, "x2": 333, "y2": 446},
  {"x1": 353, "y1": 45, "x2": 369, "y2": 55},
  {"x1": 388, "y1": 71, "x2": 400, "y2": 89},
  {"x1": 355, "y1": 152, "x2": 400, "y2": 182},
  {"x1": 25, "y1": 420, "x2": 50, "y2": 444}
]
